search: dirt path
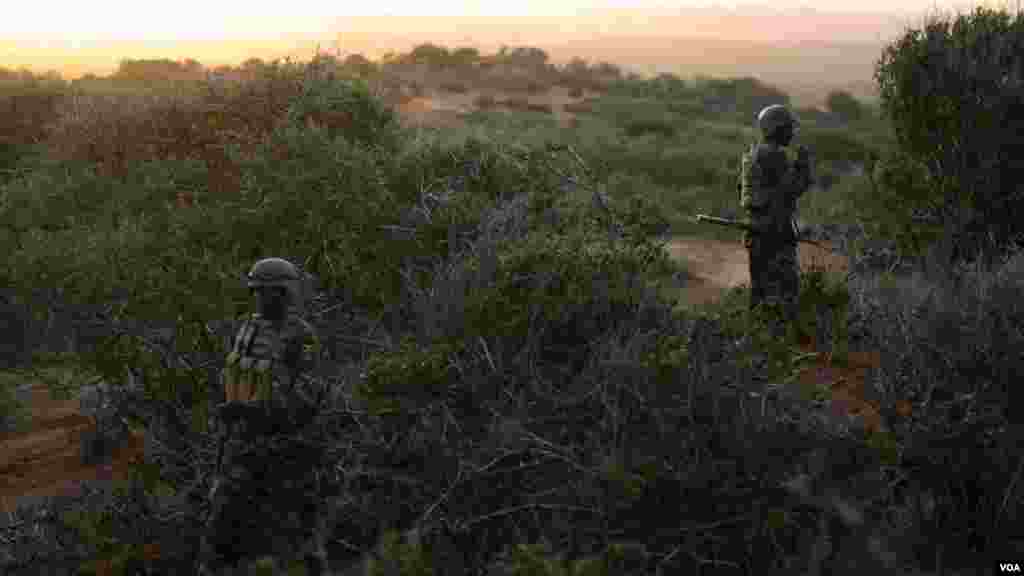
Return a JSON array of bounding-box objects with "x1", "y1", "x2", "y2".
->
[
  {"x1": 0, "y1": 385, "x2": 144, "y2": 514},
  {"x1": 664, "y1": 236, "x2": 850, "y2": 306}
]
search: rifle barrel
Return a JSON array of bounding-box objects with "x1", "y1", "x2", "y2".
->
[
  {"x1": 695, "y1": 214, "x2": 825, "y2": 248},
  {"x1": 695, "y1": 214, "x2": 753, "y2": 231}
]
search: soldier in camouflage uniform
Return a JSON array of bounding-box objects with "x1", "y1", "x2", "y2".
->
[
  {"x1": 739, "y1": 104, "x2": 814, "y2": 330},
  {"x1": 200, "y1": 257, "x2": 328, "y2": 576}
]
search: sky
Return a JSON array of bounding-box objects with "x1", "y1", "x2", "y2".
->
[{"x1": 3, "y1": 1, "x2": 1021, "y2": 77}]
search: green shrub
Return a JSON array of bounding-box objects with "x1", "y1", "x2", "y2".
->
[
  {"x1": 825, "y1": 89, "x2": 866, "y2": 122},
  {"x1": 0, "y1": 82, "x2": 66, "y2": 180},
  {"x1": 282, "y1": 67, "x2": 401, "y2": 153},
  {"x1": 849, "y1": 247, "x2": 1024, "y2": 568},
  {"x1": 622, "y1": 119, "x2": 675, "y2": 139},
  {"x1": 875, "y1": 5, "x2": 1024, "y2": 261},
  {"x1": 358, "y1": 338, "x2": 464, "y2": 413}
]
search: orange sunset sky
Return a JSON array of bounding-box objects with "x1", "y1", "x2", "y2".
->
[{"x1": 2, "y1": 1, "x2": 1020, "y2": 81}]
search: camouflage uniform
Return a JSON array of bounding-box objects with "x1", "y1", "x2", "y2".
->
[
  {"x1": 201, "y1": 258, "x2": 328, "y2": 576},
  {"x1": 739, "y1": 105, "x2": 813, "y2": 327}
]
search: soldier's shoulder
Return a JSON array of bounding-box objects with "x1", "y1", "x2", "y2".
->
[
  {"x1": 751, "y1": 142, "x2": 782, "y2": 159},
  {"x1": 753, "y1": 142, "x2": 789, "y2": 169}
]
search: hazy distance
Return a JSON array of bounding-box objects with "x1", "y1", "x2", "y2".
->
[{"x1": 4, "y1": 2, "x2": 1019, "y2": 99}]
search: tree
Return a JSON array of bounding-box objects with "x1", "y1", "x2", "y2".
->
[
  {"x1": 182, "y1": 59, "x2": 203, "y2": 78},
  {"x1": 705, "y1": 76, "x2": 790, "y2": 119},
  {"x1": 409, "y1": 43, "x2": 450, "y2": 67},
  {"x1": 565, "y1": 58, "x2": 589, "y2": 76},
  {"x1": 594, "y1": 61, "x2": 622, "y2": 79},
  {"x1": 507, "y1": 47, "x2": 549, "y2": 69},
  {"x1": 342, "y1": 54, "x2": 376, "y2": 77},
  {"x1": 114, "y1": 58, "x2": 193, "y2": 81},
  {"x1": 242, "y1": 58, "x2": 266, "y2": 70},
  {"x1": 875, "y1": 5, "x2": 1024, "y2": 263},
  {"x1": 451, "y1": 47, "x2": 480, "y2": 66},
  {"x1": 825, "y1": 90, "x2": 864, "y2": 122}
]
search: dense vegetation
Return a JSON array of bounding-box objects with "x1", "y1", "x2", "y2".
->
[{"x1": 1, "y1": 7, "x2": 1022, "y2": 573}]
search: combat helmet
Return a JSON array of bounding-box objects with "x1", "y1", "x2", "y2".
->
[
  {"x1": 246, "y1": 257, "x2": 301, "y2": 305},
  {"x1": 756, "y1": 104, "x2": 799, "y2": 140}
]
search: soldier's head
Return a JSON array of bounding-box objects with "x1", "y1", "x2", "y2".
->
[
  {"x1": 246, "y1": 258, "x2": 300, "y2": 321},
  {"x1": 757, "y1": 104, "x2": 798, "y2": 147}
]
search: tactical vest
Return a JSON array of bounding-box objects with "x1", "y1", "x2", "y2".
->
[
  {"x1": 222, "y1": 315, "x2": 287, "y2": 407},
  {"x1": 739, "y1": 142, "x2": 800, "y2": 242}
]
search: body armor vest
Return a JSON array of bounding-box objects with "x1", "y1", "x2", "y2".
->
[
  {"x1": 222, "y1": 314, "x2": 290, "y2": 407},
  {"x1": 740, "y1": 142, "x2": 801, "y2": 242}
]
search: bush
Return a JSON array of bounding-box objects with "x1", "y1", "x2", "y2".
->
[
  {"x1": 825, "y1": 89, "x2": 865, "y2": 122},
  {"x1": 567, "y1": 86, "x2": 584, "y2": 99},
  {"x1": 474, "y1": 93, "x2": 497, "y2": 109},
  {"x1": 852, "y1": 149, "x2": 943, "y2": 256},
  {"x1": 847, "y1": 248, "x2": 1024, "y2": 568},
  {"x1": 0, "y1": 81, "x2": 66, "y2": 179},
  {"x1": 4, "y1": 49, "x2": 1008, "y2": 576},
  {"x1": 875, "y1": 5, "x2": 1024, "y2": 262},
  {"x1": 623, "y1": 119, "x2": 676, "y2": 139},
  {"x1": 702, "y1": 76, "x2": 791, "y2": 120}
]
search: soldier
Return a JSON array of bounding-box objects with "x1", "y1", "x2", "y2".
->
[
  {"x1": 200, "y1": 257, "x2": 328, "y2": 576},
  {"x1": 739, "y1": 104, "x2": 814, "y2": 332}
]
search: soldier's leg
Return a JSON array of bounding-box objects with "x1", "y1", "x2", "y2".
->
[
  {"x1": 300, "y1": 479, "x2": 329, "y2": 576},
  {"x1": 747, "y1": 239, "x2": 767, "y2": 312},
  {"x1": 208, "y1": 472, "x2": 268, "y2": 574},
  {"x1": 199, "y1": 480, "x2": 233, "y2": 575},
  {"x1": 759, "y1": 245, "x2": 793, "y2": 338},
  {"x1": 778, "y1": 245, "x2": 801, "y2": 327}
]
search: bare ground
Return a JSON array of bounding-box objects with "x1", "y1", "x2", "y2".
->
[
  {"x1": 664, "y1": 236, "x2": 850, "y2": 307},
  {"x1": 0, "y1": 385, "x2": 144, "y2": 514}
]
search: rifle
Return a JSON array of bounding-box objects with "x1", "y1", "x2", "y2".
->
[{"x1": 694, "y1": 214, "x2": 827, "y2": 248}]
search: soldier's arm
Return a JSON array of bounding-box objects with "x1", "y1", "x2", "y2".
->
[
  {"x1": 297, "y1": 318, "x2": 321, "y2": 376},
  {"x1": 304, "y1": 323, "x2": 325, "y2": 407},
  {"x1": 285, "y1": 318, "x2": 323, "y2": 414},
  {"x1": 790, "y1": 146, "x2": 814, "y2": 198},
  {"x1": 739, "y1": 149, "x2": 766, "y2": 213}
]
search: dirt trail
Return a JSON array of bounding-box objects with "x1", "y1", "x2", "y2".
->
[
  {"x1": 664, "y1": 236, "x2": 850, "y2": 306},
  {"x1": 0, "y1": 385, "x2": 144, "y2": 514}
]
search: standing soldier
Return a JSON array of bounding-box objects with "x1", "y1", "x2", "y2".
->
[
  {"x1": 200, "y1": 257, "x2": 328, "y2": 576},
  {"x1": 739, "y1": 104, "x2": 814, "y2": 332}
]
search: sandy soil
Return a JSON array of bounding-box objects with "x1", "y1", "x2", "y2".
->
[
  {"x1": 664, "y1": 236, "x2": 850, "y2": 307},
  {"x1": 0, "y1": 385, "x2": 144, "y2": 514}
]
